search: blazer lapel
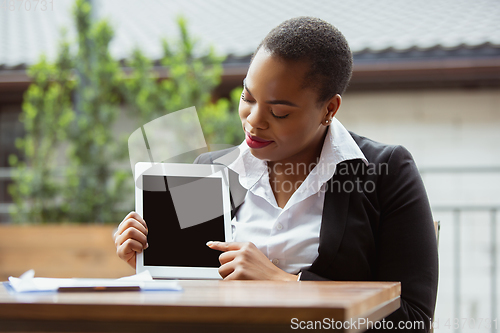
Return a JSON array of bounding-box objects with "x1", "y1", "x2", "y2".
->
[{"x1": 309, "y1": 164, "x2": 355, "y2": 275}]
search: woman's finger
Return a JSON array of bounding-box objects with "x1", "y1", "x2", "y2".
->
[
  {"x1": 218, "y1": 250, "x2": 237, "y2": 265},
  {"x1": 115, "y1": 227, "x2": 148, "y2": 248},
  {"x1": 119, "y1": 211, "x2": 147, "y2": 231},
  {"x1": 206, "y1": 241, "x2": 245, "y2": 252},
  {"x1": 117, "y1": 238, "x2": 144, "y2": 260},
  {"x1": 218, "y1": 261, "x2": 236, "y2": 279},
  {"x1": 116, "y1": 218, "x2": 148, "y2": 239}
]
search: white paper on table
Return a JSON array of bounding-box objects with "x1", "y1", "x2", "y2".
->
[{"x1": 6, "y1": 269, "x2": 182, "y2": 293}]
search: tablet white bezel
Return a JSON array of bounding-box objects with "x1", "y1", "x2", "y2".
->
[{"x1": 135, "y1": 162, "x2": 232, "y2": 279}]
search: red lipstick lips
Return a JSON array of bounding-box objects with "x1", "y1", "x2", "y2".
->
[{"x1": 245, "y1": 131, "x2": 274, "y2": 149}]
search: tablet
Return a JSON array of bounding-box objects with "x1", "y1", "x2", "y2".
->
[{"x1": 135, "y1": 162, "x2": 232, "y2": 279}]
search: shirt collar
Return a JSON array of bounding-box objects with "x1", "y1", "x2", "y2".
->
[
  {"x1": 214, "y1": 117, "x2": 368, "y2": 191},
  {"x1": 321, "y1": 117, "x2": 368, "y2": 169}
]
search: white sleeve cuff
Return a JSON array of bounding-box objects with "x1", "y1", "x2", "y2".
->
[{"x1": 297, "y1": 272, "x2": 303, "y2": 281}]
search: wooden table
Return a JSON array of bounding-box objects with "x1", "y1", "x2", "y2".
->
[{"x1": 0, "y1": 280, "x2": 400, "y2": 333}]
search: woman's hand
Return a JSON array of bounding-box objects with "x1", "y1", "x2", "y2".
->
[
  {"x1": 206, "y1": 241, "x2": 298, "y2": 281},
  {"x1": 113, "y1": 212, "x2": 148, "y2": 269}
]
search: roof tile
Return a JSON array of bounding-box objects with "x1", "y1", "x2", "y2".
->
[{"x1": 1, "y1": 0, "x2": 499, "y2": 68}]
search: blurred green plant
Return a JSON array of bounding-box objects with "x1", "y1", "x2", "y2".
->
[
  {"x1": 8, "y1": 38, "x2": 75, "y2": 223},
  {"x1": 122, "y1": 15, "x2": 242, "y2": 144},
  {"x1": 9, "y1": 0, "x2": 243, "y2": 224}
]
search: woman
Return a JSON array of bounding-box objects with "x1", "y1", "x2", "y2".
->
[{"x1": 114, "y1": 17, "x2": 438, "y2": 332}]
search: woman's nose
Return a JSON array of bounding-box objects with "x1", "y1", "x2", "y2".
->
[{"x1": 245, "y1": 104, "x2": 269, "y2": 130}]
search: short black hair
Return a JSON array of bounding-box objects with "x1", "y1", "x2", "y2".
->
[{"x1": 252, "y1": 16, "x2": 353, "y2": 105}]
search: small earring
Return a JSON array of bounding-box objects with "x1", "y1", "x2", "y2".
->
[{"x1": 325, "y1": 120, "x2": 330, "y2": 124}]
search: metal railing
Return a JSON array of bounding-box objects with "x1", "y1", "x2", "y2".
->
[
  {"x1": 422, "y1": 166, "x2": 500, "y2": 333},
  {"x1": 431, "y1": 205, "x2": 498, "y2": 333}
]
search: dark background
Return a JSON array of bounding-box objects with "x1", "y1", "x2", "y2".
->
[{"x1": 143, "y1": 176, "x2": 225, "y2": 268}]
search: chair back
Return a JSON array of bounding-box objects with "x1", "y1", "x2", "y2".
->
[
  {"x1": 430, "y1": 221, "x2": 440, "y2": 333},
  {"x1": 434, "y1": 221, "x2": 440, "y2": 246}
]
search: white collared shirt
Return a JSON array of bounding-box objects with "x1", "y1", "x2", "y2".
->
[{"x1": 218, "y1": 118, "x2": 368, "y2": 274}]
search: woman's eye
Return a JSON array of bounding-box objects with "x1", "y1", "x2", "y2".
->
[
  {"x1": 271, "y1": 110, "x2": 289, "y2": 119},
  {"x1": 241, "y1": 91, "x2": 289, "y2": 119},
  {"x1": 241, "y1": 92, "x2": 252, "y2": 103}
]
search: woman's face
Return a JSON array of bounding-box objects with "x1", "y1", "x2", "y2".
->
[{"x1": 238, "y1": 48, "x2": 339, "y2": 165}]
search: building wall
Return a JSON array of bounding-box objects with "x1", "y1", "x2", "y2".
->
[
  {"x1": 338, "y1": 87, "x2": 500, "y2": 205},
  {"x1": 337, "y1": 87, "x2": 500, "y2": 332}
]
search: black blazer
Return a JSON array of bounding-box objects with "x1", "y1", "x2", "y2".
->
[{"x1": 194, "y1": 132, "x2": 438, "y2": 332}]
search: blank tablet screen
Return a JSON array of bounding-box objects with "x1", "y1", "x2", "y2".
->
[{"x1": 142, "y1": 175, "x2": 225, "y2": 268}]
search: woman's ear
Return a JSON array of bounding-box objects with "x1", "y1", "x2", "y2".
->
[{"x1": 324, "y1": 94, "x2": 342, "y2": 122}]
